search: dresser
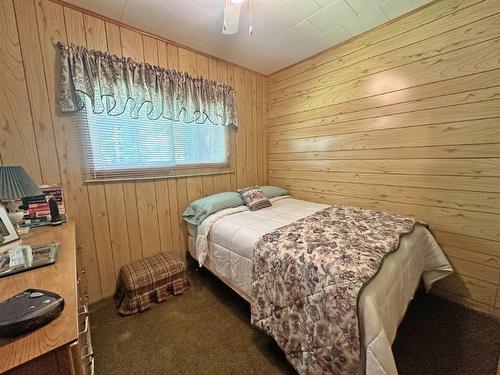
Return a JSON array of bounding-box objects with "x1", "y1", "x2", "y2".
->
[{"x1": 0, "y1": 222, "x2": 94, "y2": 375}]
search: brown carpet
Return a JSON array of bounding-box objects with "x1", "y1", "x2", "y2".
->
[{"x1": 90, "y1": 261, "x2": 499, "y2": 375}]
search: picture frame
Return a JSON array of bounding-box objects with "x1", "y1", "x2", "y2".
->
[{"x1": 0, "y1": 206, "x2": 20, "y2": 246}]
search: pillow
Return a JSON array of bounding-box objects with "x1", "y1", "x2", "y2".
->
[
  {"x1": 182, "y1": 192, "x2": 244, "y2": 225},
  {"x1": 237, "y1": 185, "x2": 272, "y2": 211},
  {"x1": 260, "y1": 185, "x2": 289, "y2": 199}
]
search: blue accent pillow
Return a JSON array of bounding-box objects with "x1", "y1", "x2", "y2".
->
[
  {"x1": 182, "y1": 192, "x2": 244, "y2": 226},
  {"x1": 260, "y1": 186, "x2": 289, "y2": 199}
]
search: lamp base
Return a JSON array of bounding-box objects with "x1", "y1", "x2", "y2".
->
[{"x1": 5, "y1": 200, "x2": 24, "y2": 229}]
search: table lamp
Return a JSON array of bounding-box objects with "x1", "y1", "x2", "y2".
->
[{"x1": 0, "y1": 166, "x2": 42, "y2": 228}]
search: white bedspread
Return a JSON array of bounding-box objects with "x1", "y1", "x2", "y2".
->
[{"x1": 192, "y1": 197, "x2": 452, "y2": 374}]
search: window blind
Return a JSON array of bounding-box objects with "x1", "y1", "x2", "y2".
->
[{"x1": 76, "y1": 103, "x2": 231, "y2": 182}]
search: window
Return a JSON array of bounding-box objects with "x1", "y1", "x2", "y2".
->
[{"x1": 77, "y1": 104, "x2": 230, "y2": 182}]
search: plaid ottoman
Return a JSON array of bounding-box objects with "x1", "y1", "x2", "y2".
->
[{"x1": 115, "y1": 252, "x2": 189, "y2": 315}]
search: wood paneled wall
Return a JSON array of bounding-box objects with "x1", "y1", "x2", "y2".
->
[
  {"x1": 0, "y1": 0, "x2": 267, "y2": 303},
  {"x1": 2, "y1": 0, "x2": 499, "y2": 315},
  {"x1": 267, "y1": 0, "x2": 500, "y2": 316}
]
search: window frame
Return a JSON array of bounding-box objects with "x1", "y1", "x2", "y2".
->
[{"x1": 76, "y1": 108, "x2": 233, "y2": 183}]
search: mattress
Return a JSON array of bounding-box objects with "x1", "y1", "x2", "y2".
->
[{"x1": 188, "y1": 197, "x2": 452, "y2": 374}]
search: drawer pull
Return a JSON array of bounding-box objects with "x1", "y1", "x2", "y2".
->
[
  {"x1": 78, "y1": 304, "x2": 89, "y2": 316},
  {"x1": 81, "y1": 344, "x2": 94, "y2": 360},
  {"x1": 77, "y1": 269, "x2": 86, "y2": 284},
  {"x1": 79, "y1": 315, "x2": 89, "y2": 336},
  {"x1": 89, "y1": 356, "x2": 95, "y2": 375},
  {"x1": 80, "y1": 294, "x2": 89, "y2": 306}
]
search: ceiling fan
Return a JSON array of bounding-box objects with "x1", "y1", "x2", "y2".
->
[{"x1": 223, "y1": 0, "x2": 253, "y2": 35}]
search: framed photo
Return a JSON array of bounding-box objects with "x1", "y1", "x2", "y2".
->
[{"x1": 0, "y1": 206, "x2": 19, "y2": 246}]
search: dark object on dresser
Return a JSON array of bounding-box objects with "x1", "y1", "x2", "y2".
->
[
  {"x1": 48, "y1": 197, "x2": 63, "y2": 225},
  {"x1": 0, "y1": 288, "x2": 64, "y2": 337},
  {"x1": 115, "y1": 252, "x2": 189, "y2": 315}
]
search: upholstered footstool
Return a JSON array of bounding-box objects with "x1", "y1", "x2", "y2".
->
[{"x1": 115, "y1": 252, "x2": 189, "y2": 315}]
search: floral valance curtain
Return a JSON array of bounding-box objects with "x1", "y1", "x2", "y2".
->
[{"x1": 57, "y1": 42, "x2": 238, "y2": 127}]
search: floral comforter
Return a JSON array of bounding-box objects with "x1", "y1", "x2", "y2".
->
[{"x1": 251, "y1": 205, "x2": 421, "y2": 375}]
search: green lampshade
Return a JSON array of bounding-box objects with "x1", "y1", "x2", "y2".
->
[{"x1": 0, "y1": 166, "x2": 42, "y2": 200}]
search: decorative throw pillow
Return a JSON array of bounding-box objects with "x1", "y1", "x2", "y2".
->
[{"x1": 237, "y1": 185, "x2": 272, "y2": 211}]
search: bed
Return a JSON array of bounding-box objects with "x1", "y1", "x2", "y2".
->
[{"x1": 186, "y1": 195, "x2": 452, "y2": 375}]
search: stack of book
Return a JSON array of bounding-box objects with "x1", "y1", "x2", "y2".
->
[{"x1": 20, "y1": 184, "x2": 67, "y2": 228}]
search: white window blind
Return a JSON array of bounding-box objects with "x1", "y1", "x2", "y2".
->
[{"x1": 77, "y1": 104, "x2": 231, "y2": 182}]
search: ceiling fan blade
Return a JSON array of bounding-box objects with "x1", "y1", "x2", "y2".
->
[{"x1": 223, "y1": 1, "x2": 241, "y2": 35}]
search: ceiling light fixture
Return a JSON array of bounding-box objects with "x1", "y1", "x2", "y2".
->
[
  {"x1": 248, "y1": 0, "x2": 253, "y2": 35},
  {"x1": 223, "y1": 0, "x2": 253, "y2": 36}
]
